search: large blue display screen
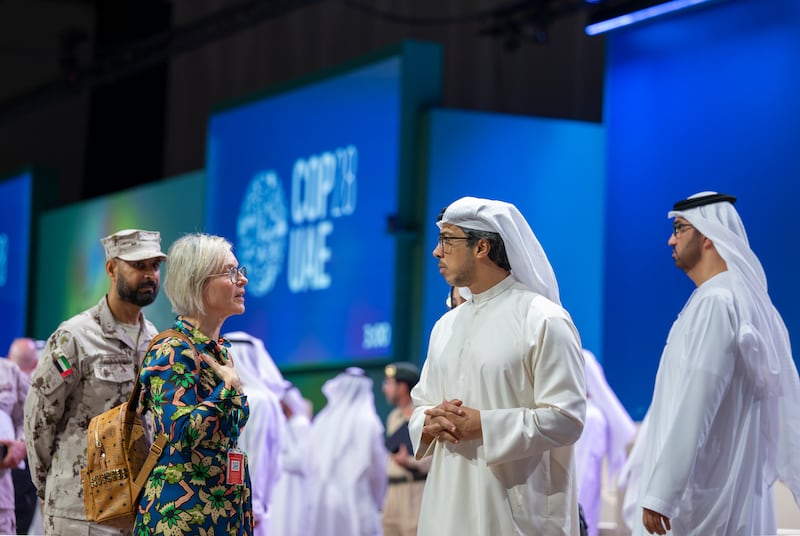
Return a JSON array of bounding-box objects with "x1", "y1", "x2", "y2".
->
[
  {"x1": 206, "y1": 56, "x2": 402, "y2": 368},
  {"x1": 420, "y1": 109, "x2": 605, "y2": 365},
  {"x1": 0, "y1": 171, "x2": 33, "y2": 353},
  {"x1": 603, "y1": 0, "x2": 800, "y2": 419}
]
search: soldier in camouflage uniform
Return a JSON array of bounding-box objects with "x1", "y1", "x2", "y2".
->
[
  {"x1": 381, "y1": 362, "x2": 429, "y2": 536},
  {"x1": 24, "y1": 229, "x2": 167, "y2": 536}
]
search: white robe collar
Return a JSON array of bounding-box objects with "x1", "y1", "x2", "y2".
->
[{"x1": 471, "y1": 274, "x2": 517, "y2": 305}]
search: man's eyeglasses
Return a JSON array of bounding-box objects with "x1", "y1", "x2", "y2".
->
[
  {"x1": 208, "y1": 266, "x2": 247, "y2": 284},
  {"x1": 437, "y1": 234, "x2": 471, "y2": 254},
  {"x1": 672, "y1": 223, "x2": 695, "y2": 237}
]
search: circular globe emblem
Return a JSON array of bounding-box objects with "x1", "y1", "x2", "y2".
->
[{"x1": 236, "y1": 171, "x2": 289, "y2": 297}]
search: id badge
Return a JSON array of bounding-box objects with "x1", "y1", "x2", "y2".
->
[{"x1": 226, "y1": 448, "x2": 245, "y2": 485}]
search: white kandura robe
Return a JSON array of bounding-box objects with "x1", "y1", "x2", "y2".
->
[
  {"x1": 237, "y1": 387, "x2": 283, "y2": 536},
  {"x1": 409, "y1": 276, "x2": 586, "y2": 536},
  {"x1": 308, "y1": 372, "x2": 387, "y2": 536},
  {"x1": 574, "y1": 400, "x2": 608, "y2": 536},
  {"x1": 633, "y1": 271, "x2": 776, "y2": 535},
  {"x1": 269, "y1": 412, "x2": 313, "y2": 536},
  {"x1": 576, "y1": 349, "x2": 636, "y2": 536},
  {"x1": 227, "y1": 332, "x2": 287, "y2": 536}
]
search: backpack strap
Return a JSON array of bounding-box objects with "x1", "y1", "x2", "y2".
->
[
  {"x1": 133, "y1": 433, "x2": 169, "y2": 491},
  {"x1": 127, "y1": 328, "x2": 199, "y2": 409}
]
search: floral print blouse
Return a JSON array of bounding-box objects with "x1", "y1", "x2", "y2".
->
[{"x1": 134, "y1": 317, "x2": 252, "y2": 536}]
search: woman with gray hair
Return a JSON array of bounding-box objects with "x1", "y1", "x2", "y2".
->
[{"x1": 134, "y1": 233, "x2": 253, "y2": 535}]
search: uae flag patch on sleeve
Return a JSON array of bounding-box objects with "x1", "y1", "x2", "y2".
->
[{"x1": 55, "y1": 355, "x2": 74, "y2": 378}]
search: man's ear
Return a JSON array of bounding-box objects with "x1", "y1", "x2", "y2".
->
[
  {"x1": 105, "y1": 258, "x2": 117, "y2": 279},
  {"x1": 475, "y1": 238, "x2": 491, "y2": 258}
]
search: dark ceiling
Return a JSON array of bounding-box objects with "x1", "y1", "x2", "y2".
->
[{"x1": 0, "y1": 0, "x2": 609, "y2": 205}]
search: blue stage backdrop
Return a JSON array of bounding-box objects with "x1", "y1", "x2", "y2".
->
[
  {"x1": 205, "y1": 42, "x2": 441, "y2": 369},
  {"x1": 420, "y1": 108, "x2": 606, "y2": 365},
  {"x1": 603, "y1": 0, "x2": 800, "y2": 419},
  {"x1": 0, "y1": 171, "x2": 33, "y2": 353}
]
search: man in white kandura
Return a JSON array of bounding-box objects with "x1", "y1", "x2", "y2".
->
[
  {"x1": 409, "y1": 196, "x2": 587, "y2": 535},
  {"x1": 307, "y1": 368, "x2": 387, "y2": 536},
  {"x1": 226, "y1": 332, "x2": 285, "y2": 536},
  {"x1": 632, "y1": 192, "x2": 800, "y2": 535},
  {"x1": 574, "y1": 349, "x2": 636, "y2": 536}
]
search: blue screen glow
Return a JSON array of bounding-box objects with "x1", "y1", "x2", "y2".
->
[
  {"x1": 603, "y1": 0, "x2": 800, "y2": 418},
  {"x1": 206, "y1": 56, "x2": 404, "y2": 367},
  {"x1": 0, "y1": 171, "x2": 33, "y2": 353},
  {"x1": 420, "y1": 109, "x2": 606, "y2": 364}
]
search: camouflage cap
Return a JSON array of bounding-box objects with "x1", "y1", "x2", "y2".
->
[{"x1": 100, "y1": 229, "x2": 167, "y2": 262}]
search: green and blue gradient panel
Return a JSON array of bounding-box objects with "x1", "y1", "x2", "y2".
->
[{"x1": 32, "y1": 171, "x2": 204, "y2": 339}]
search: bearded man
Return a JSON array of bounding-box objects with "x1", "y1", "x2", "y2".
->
[
  {"x1": 24, "y1": 229, "x2": 167, "y2": 536},
  {"x1": 409, "y1": 196, "x2": 587, "y2": 535},
  {"x1": 631, "y1": 192, "x2": 800, "y2": 535}
]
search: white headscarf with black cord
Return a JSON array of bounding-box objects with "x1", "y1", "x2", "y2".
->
[
  {"x1": 438, "y1": 196, "x2": 561, "y2": 305},
  {"x1": 669, "y1": 191, "x2": 800, "y2": 503}
]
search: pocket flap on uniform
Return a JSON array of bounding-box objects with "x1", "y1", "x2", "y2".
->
[{"x1": 93, "y1": 357, "x2": 136, "y2": 383}]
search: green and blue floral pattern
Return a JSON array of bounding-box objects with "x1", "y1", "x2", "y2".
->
[{"x1": 134, "y1": 317, "x2": 252, "y2": 535}]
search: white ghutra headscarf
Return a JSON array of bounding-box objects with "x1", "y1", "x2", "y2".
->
[
  {"x1": 439, "y1": 196, "x2": 561, "y2": 305},
  {"x1": 310, "y1": 367, "x2": 385, "y2": 481},
  {"x1": 669, "y1": 191, "x2": 800, "y2": 503}
]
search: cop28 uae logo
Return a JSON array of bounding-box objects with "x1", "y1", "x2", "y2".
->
[
  {"x1": 235, "y1": 145, "x2": 358, "y2": 298},
  {"x1": 236, "y1": 171, "x2": 289, "y2": 297}
]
